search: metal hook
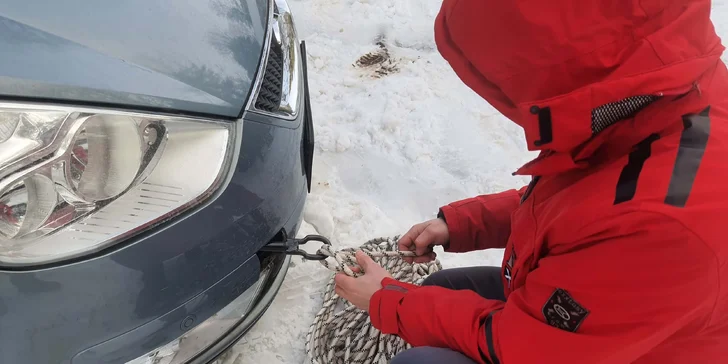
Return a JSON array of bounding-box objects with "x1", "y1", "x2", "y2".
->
[
  {"x1": 288, "y1": 234, "x2": 331, "y2": 260},
  {"x1": 259, "y1": 232, "x2": 332, "y2": 261}
]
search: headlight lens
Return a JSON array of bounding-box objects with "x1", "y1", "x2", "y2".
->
[
  {"x1": 0, "y1": 103, "x2": 235, "y2": 266},
  {"x1": 249, "y1": 0, "x2": 301, "y2": 119}
]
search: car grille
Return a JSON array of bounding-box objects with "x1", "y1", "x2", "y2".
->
[{"x1": 254, "y1": 42, "x2": 284, "y2": 112}]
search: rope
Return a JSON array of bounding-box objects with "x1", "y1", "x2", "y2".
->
[{"x1": 305, "y1": 236, "x2": 442, "y2": 364}]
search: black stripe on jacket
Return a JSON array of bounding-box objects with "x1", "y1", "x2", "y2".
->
[{"x1": 664, "y1": 106, "x2": 711, "y2": 207}]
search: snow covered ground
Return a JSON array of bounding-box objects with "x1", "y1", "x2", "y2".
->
[{"x1": 226, "y1": 1, "x2": 728, "y2": 363}]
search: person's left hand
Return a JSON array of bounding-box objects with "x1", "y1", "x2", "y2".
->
[{"x1": 334, "y1": 251, "x2": 392, "y2": 311}]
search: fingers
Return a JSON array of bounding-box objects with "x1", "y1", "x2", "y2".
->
[
  {"x1": 334, "y1": 273, "x2": 346, "y2": 297},
  {"x1": 343, "y1": 251, "x2": 375, "y2": 275},
  {"x1": 414, "y1": 227, "x2": 435, "y2": 256},
  {"x1": 399, "y1": 219, "x2": 446, "y2": 263},
  {"x1": 335, "y1": 272, "x2": 355, "y2": 291},
  {"x1": 398, "y1": 224, "x2": 421, "y2": 251},
  {"x1": 334, "y1": 284, "x2": 350, "y2": 301},
  {"x1": 400, "y1": 223, "x2": 425, "y2": 263},
  {"x1": 413, "y1": 251, "x2": 436, "y2": 263},
  {"x1": 334, "y1": 284, "x2": 344, "y2": 297},
  {"x1": 355, "y1": 250, "x2": 374, "y2": 270}
]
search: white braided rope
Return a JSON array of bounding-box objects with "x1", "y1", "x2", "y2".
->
[{"x1": 305, "y1": 236, "x2": 442, "y2": 364}]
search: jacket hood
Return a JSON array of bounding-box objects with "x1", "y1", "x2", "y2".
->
[{"x1": 434, "y1": 0, "x2": 725, "y2": 172}]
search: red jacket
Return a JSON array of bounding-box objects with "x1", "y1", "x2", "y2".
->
[{"x1": 369, "y1": 1, "x2": 728, "y2": 363}]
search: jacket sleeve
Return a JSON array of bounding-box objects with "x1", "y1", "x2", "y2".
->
[
  {"x1": 369, "y1": 212, "x2": 718, "y2": 364},
  {"x1": 439, "y1": 186, "x2": 527, "y2": 252}
]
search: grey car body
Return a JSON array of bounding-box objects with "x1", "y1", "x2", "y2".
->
[{"x1": 0, "y1": 0, "x2": 312, "y2": 363}]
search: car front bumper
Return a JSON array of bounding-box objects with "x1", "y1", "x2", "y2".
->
[
  {"x1": 123, "y1": 35, "x2": 316, "y2": 363},
  {"x1": 0, "y1": 2, "x2": 315, "y2": 361},
  {"x1": 0, "y1": 108, "x2": 310, "y2": 364},
  {"x1": 125, "y1": 253, "x2": 292, "y2": 364}
]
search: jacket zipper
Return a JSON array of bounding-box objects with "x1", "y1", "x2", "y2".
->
[{"x1": 520, "y1": 176, "x2": 541, "y2": 204}]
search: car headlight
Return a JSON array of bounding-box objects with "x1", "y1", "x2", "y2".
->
[
  {"x1": 248, "y1": 0, "x2": 301, "y2": 120},
  {"x1": 0, "y1": 103, "x2": 235, "y2": 266}
]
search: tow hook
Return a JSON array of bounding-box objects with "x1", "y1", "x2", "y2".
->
[{"x1": 259, "y1": 230, "x2": 331, "y2": 261}]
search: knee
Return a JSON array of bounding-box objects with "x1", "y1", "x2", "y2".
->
[
  {"x1": 391, "y1": 347, "x2": 476, "y2": 364},
  {"x1": 390, "y1": 347, "x2": 433, "y2": 364},
  {"x1": 422, "y1": 270, "x2": 449, "y2": 288}
]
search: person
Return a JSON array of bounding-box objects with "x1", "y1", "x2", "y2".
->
[{"x1": 332, "y1": 0, "x2": 728, "y2": 363}]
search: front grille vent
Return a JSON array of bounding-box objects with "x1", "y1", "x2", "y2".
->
[{"x1": 254, "y1": 42, "x2": 284, "y2": 112}]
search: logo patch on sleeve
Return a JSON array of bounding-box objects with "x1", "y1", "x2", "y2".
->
[{"x1": 542, "y1": 288, "x2": 589, "y2": 333}]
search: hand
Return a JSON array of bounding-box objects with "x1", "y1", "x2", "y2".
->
[
  {"x1": 398, "y1": 218, "x2": 450, "y2": 263},
  {"x1": 334, "y1": 251, "x2": 392, "y2": 311}
]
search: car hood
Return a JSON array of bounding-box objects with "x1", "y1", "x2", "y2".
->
[{"x1": 0, "y1": 0, "x2": 269, "y2": 118}]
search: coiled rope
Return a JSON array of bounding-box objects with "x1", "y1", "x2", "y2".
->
[{"x1": 305, "y1": 236, "x2": 442, "y2": 364}]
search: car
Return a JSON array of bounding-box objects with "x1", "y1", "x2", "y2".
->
[{"x1": 0, "y1": 0, "x2": 316, "y2": 362}]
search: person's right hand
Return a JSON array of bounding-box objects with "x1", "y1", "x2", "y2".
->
[{"x1": 398, "y1": 218, "x2": 450, "y2": 263}]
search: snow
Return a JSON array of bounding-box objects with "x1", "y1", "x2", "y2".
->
[
  {"x1": 225, "y1": 1, "x2": 728, "y2": 363},
  {"x1": 224, "y1": 1, "x2": 531, "y2": 362}
]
